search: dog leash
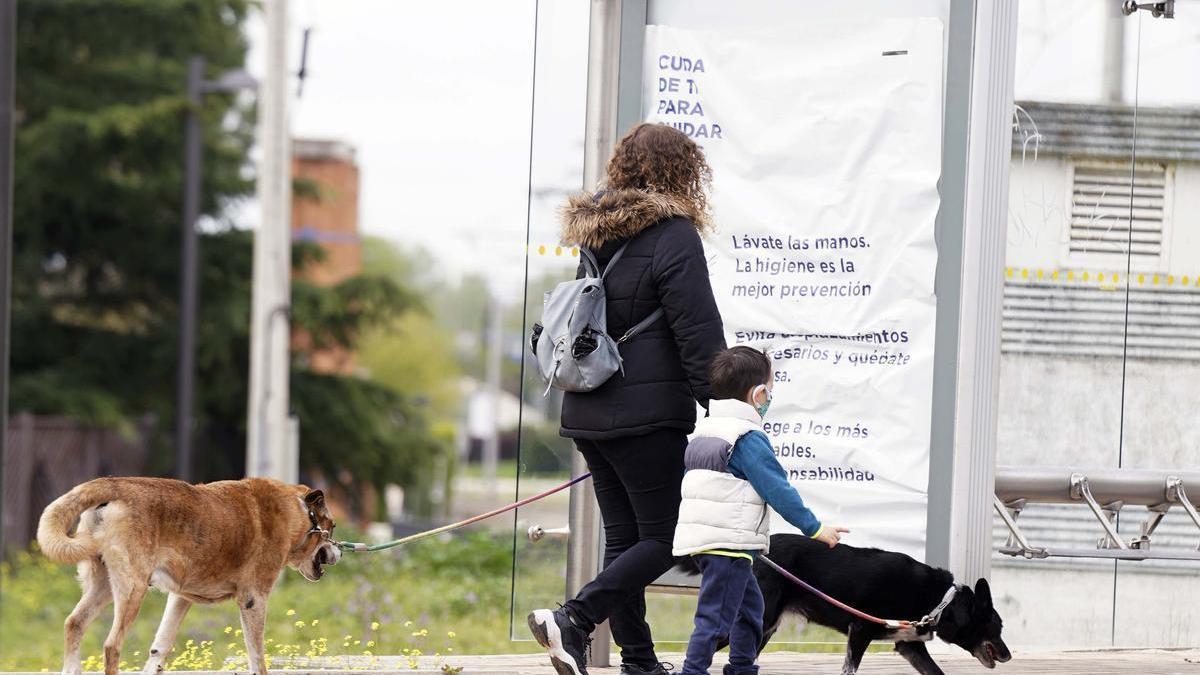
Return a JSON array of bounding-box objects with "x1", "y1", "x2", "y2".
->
[
  {"x1": 336, "y1": 473, "x2": 593, "y2": 553},
  {"x1": 337, "y1": 473, "x2": 950, "y2": 632},
  {"x1": 758, "y1": 553, "x2": 949, "y2": 631}
]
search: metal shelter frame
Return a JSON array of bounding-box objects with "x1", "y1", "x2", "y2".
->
[{"x1": 560, "y1": 0, "x2": 1020, "y2": 664}]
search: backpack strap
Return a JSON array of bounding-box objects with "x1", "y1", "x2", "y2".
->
[
  {"x1": 600, "y1": 242, "x2": 632, "y2": 279},
  {"x1": 617, "y1": 307, "x2": 666, "y2": 344},
  {"x1": 579, "y1": 241, "x2": 633, "y2": 280},
  {"x1": 579, "y1": 247, "x2": 602, "y2": 278},
  {"x1": 581, "y1": 240, "x2": 664, "y2": 343}
]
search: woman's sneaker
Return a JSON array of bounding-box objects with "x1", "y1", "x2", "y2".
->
[
  {"x1": 621, "y1": 661, "x2": 675, "y2": 674},
  {"x1": 527, "y1": 608, "x2": 591, "y2": 675}
]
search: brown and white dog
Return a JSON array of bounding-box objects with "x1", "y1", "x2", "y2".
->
[{"x1": 37, "y1": 477, "x2": 341, "y2": 675}]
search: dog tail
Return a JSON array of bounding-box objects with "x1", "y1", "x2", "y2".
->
[{"x1": 36, "y1": 479, "x2": 120, "y2": 564}]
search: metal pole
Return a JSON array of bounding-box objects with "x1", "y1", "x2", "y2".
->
[
  {"x1": 0, "y1": 0, "x2": 16, "y2": 553},
  {"x1": 926, "y1": 0, "x2": 1018, "y2": 583},
  {"x1": 566, "y1": 0, "x2": 624, "y2": 666},
  {"x1": 483, "y1": 293, "x2": 501, "y2": 498},
  {"x1": 176, "y1": 55, "x2": 203, "y2": 483},
  {"x1": 247, "y1": 0, "x2": 291, "y2": 480},
  {"x1": 995, "y1": 465, "x2": 1200, "y2": 506},
  {"x1": 1103, "y1": 0, "x2": 1126, "y2": 104}
]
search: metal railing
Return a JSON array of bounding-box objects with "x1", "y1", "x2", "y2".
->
[{"x1": 995, "y1": 465, "x2": 1200, "y2": 561}]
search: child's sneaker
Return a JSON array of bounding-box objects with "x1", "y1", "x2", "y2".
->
[{"x1": 527, "y1": 607, "x2": 591, "y2": 675}]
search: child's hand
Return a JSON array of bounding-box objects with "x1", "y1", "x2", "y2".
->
[{"x1": 815, "y1": 526, "x2": 849, "y2": 548}]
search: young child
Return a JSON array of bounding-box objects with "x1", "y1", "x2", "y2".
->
[{"x1": 673, "y1": 346, "x2": 847, "y2": 675}]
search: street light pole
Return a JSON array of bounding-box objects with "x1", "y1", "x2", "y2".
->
[
  {"x1": 176, "y1": 55, "x2": 204, "y2": 483},
  {"x1": 247, "y1": 0, "x2": 291, "y2": 481},
  {"x1": 0, "y1": 0, "x2": 17, "y2": 551},
  {"x1": 175, "y1": 56, "x2": 257, "y2": 483}
]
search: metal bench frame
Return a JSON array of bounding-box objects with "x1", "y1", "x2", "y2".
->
[{"x1": 994, "y1": 466, "x2": 1200, "y2": 561}]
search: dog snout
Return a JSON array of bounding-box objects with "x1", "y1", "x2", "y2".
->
[{"x1": 317, "y1": 542, "x2": 341, "y2": 566}]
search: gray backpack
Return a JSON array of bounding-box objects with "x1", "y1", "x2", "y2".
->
[{"x1": 530, "y1": 244, "x2": 665, "y2": 395}]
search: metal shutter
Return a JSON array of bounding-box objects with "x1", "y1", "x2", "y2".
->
[{"x1": 1002, "y1": 280, "x2": 1200, "y2": 361}]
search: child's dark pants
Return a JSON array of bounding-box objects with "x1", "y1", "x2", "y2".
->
[{"x1": 682, "y1": 554, "x2": 764, "y2": 675}]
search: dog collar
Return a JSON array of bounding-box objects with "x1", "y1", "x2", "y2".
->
[
  {"x1": 917, "y1": 584, "x2": 960, "y2": 630},
  {"x1": 293, "y1": 496, "x2": 331, "y2": 550}
]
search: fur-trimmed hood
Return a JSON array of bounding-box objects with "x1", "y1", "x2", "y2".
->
[{"x1": 559, "y1": 188, "x2": 708, "y2": 249}]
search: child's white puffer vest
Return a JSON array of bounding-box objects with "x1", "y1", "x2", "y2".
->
[{"x1": 672, "y1": 399, "x2": 771, "y2": 556}]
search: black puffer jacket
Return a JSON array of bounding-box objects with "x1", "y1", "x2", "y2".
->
[{"x1": 557, "y1": 188, "x2": 726, "y2": 440}]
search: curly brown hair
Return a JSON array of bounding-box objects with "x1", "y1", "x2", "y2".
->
[{"x1": 605, "y1": 123, "x2": 712, "y2": 226}]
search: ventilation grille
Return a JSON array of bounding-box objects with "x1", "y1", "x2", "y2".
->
[
  {"x1": 1002, "y1": 281, "x2": 1200, "y2": 361},
  {"x1": 1069, "y1": 163, "x2": 1167, "y2": 260}
]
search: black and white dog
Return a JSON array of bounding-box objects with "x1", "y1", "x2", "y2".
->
[{"x1": 750, "y1": 534, "x2": 1012, "y2": 675}]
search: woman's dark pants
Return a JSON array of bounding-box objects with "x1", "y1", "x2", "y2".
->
[{"x1": 562, "y1": 429, "x2": 687, "y2": 668}]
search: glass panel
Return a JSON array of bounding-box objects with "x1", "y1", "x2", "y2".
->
[
  {"x1": 1113, "y1": 1, "x2": 1200, "y2": 647},
  {"x1": 509, "y1": 0, "x2": 591, "y2": 640},
  {"x1": 994, "y1": 0, "x2": 1138, "y2": 648},
  {"x1": 516, "y1": 0, "x2": 959, "y2": 650}
]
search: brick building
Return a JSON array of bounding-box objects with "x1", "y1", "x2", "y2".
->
[{"x1": 291, "y1": 138, "x2": 362, "y2": 374}]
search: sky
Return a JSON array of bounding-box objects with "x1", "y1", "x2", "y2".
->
[
  {"x1": 244, "y1": 0, "x2": 1200, "y2": 300},
  {"x1": 246, "y1": 1, "x2": 588, "y2": 299}
]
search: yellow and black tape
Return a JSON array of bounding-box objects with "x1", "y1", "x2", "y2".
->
[
  {"x1": 1006, "y1": 267, "x2": 1198, "y2": 291},
  {"x1": 528, "y1": 244, "x2": 580, "y2": 258}
]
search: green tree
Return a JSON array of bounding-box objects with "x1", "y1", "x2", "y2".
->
[
  {"x1": 9, "y1": 2, "x2": 453, "y2": 515},
  {"x1": 11, "y1": 0, "x2": 254, "y2": 449}
]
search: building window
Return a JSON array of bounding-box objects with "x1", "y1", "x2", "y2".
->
[{"x1": 1067, "y1": 161, "x2": 1171, "y2": 268}]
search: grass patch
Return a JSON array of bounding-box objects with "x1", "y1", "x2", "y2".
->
[{"x1": 1, "y1": 534, "x2": 529, "y2": 671}]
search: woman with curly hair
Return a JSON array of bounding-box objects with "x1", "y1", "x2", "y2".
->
[{"x1": 528, "y1": 123, "x2": 726, "y2": 675}]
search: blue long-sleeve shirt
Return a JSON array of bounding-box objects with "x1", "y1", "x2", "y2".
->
[{"x1": 727, "y1": 431, "x2": 823, "y2": 538}]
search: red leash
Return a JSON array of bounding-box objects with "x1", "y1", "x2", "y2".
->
[
  {"x1": 339, "y1": 473, "x2": 593, "y2": 553},
  {"x1": 337, "y1": 473, "x2": 932, "y2": 633},
  {"x1": 758, "y1": 554, "x2": 915, "y2": 629}
]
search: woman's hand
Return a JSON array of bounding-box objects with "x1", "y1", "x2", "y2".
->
[{"x1": 814, "y1": 526, "x2": 850, "y2": 549}]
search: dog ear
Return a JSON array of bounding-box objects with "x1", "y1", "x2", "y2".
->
[
  {"x1": 304, "y1": 489, "x2": 326, "y2": 510},
  {"x1": 974, "y1": 578, "x2": 993, "y2": 610}
]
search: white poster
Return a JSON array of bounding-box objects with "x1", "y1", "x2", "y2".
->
[{"x1": 643, "y1": 21, "x2": 944, "y2": 560}]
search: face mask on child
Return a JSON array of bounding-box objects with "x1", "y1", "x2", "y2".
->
[{"x1": 752, "y1": 384, "x2": 773, "y2": 418}]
